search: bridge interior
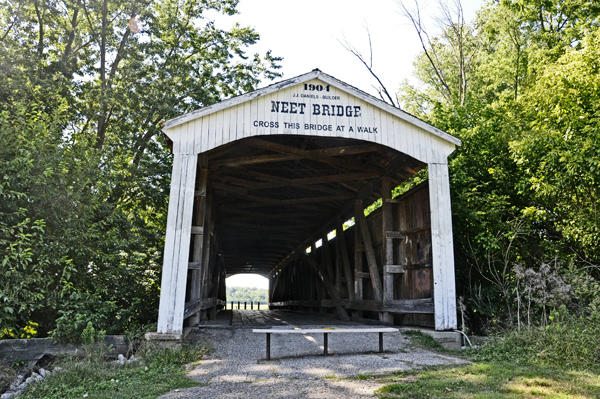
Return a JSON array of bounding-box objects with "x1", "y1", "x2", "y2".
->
[{"x1": 185, "y1": 134, "x2": 437, "y2": 328}]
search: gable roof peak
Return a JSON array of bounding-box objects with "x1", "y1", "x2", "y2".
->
[{"x1": 163, "y1": 70, "x2": 461, "y2": 147}]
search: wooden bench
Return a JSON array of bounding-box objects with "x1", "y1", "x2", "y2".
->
[{"x1": 252, "y1": 327, "x2": 398, "y2": 360}]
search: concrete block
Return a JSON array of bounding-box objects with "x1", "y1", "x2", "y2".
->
[{"x1": 144, "y1": 332, "x2": 182, "y2": 348}]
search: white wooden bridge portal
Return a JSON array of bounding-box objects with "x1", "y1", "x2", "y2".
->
[{"x1": 152, "y1": 70, "x2": 461, "y2": 340}]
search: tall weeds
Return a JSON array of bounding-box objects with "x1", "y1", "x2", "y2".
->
[{"x1": 470, "y1": 306, "x2": 600, "y2": 371}]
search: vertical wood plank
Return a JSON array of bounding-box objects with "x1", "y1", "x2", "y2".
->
[
  {"x1": 354, "y1": 208, "x2": 364, "y2": 301},
  {"x1": 188, "y1": 162, "x2": 208, "y2": 326},
  {"x1": 171, "y1": 154, "x2": 197, "y2": 331},
  {"x1": 429, "y1": 162, "x2": 457, "y2": 330},
  {"x1": 157, "y1": 153, "x2": 197, "y2": 334},
  {"x1": 157, "y1": 154, "x2": 183, "y2": 333},
  {"x1": 334, "y1": 232, "x2": 342, "y2": 297},
  {"x1": 382, "y1": 177, "x2": 394, "y2": 303},
  {"x1": 201, "y1": 194, "x2": 214, "y2": 298}
]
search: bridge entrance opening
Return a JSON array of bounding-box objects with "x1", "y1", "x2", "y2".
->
[{"x1": 153, "y1": 70, "x2": 460, "y2": 338}]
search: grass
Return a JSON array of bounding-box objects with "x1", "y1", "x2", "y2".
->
[
  {"x1": 374, "y1": 324, "x2": 600, "y2": 398},
  {"x1": 402, "y1": 330, "x2": 461, "y2": 355},
  {"x1": 19, "y1": 342, "x2": 209, "y2": 399},
  {"x1": 374, "y1": 363, "x2": 600, "y2": 399}
]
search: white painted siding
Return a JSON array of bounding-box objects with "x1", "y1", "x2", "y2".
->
[
  {"x1": 166, "y1": 80, "x2": 455, "y2": 164},
  {"x1": 429, "y1": 162, "x2": 458, "y2": 330},
  {"x1": 157, "y1": 153, "x2": 197, "y2": 334}
]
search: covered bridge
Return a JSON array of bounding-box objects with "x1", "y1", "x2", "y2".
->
[{"x1": 153, "y1": 70, "x2": 461, "y2": 339}]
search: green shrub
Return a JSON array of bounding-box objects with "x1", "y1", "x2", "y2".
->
[{"x1": 469, "y1": 306, "x2": 600, "y2": 371}]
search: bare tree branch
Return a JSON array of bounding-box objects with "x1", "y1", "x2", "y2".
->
[
  {"x1": 338, "y1": 26, "x2": 399, "y2": 107},
  {"x1": 397, "y1": 0, "x2": 453, "y2": 101}
]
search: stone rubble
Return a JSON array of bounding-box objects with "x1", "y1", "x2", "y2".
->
[{"x1": 1, "y1": 366, "x2": 60, "y2": 398}]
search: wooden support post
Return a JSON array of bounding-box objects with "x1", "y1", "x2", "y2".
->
[
  {"x1": 335, "y1": 232, "x2": 342, "y2": 297},
  {"x1": 429, "y1": 163, "x2": 458, "y2": 330},
  {"x1": 352, "y1": 204, "x2": 365, "y2": 318},
  {"x1": 324, "y1": 333, "x2": 329, "y2": 356},
  {"x1": 322, "y1": 228, "x2": 334, "y2": 282},
  {"x1": 381, "y1": 177, "x2": 394, "y2": 324},
  {"x1": 188, "y1": 165, "x2": 208, "y2": 326},
  {"x1": 200, "y1": 195, "x2": 213, "y2": 295},
  {"x1": 200, "y1": 196, "x2": 214, "y2": 321},
  {"x1": 157, "y1": 153, "x2": 198, "y2": 335},
  {"x1": 355, "y1": 200, "x2": 383, "y2": 302},
  {"x1": 336, "y1": 218, "x2": 354, "y2": 300}
]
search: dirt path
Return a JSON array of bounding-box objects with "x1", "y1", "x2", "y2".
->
[{"x1": 160, "y1": 324, "x2": 468, "y2": 399}]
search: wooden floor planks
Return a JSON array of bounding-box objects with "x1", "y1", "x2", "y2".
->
[{"x1": 228, "y1": 309, "x2": 365, "y2": 328}]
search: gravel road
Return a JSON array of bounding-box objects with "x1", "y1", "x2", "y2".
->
[{"x1": 160, "y1": 326, "x2": 468, "y2": 399}]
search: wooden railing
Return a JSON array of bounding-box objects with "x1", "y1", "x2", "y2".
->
[{"x1": 268, "y1": 298, "x2": 433, "y2": 314}]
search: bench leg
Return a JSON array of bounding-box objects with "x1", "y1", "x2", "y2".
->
[
  {"x1": 379, "y1": 332, "x2": 383, "y2": 353},
  {"x1": 324, "y1": 333, "x2": 328, "y2": 356},
  {"x1": 266, "y1": 333, "x2": 271, "y2": 361}
]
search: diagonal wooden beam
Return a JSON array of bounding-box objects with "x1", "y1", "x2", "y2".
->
[
  {"x1": 355, "y1": 199, "x2": 383, "y2": 302},
  {"x1": 302, "y1": 254, "x2": 350, "y2": 321}
]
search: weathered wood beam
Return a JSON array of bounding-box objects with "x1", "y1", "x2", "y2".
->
[
  {"x1": 200, "y1": 195, "x2": 214, "y2": 302},
  {"x1": 322, "y1": 228, "x2": 334, "y2": 282},
  {"x1": 188, "y1": 262, "x2": 201, "y2": 270},
  {"x1": 385, "y1": 265, "x2": 406, "y2": 273},
  {"x1": 211, "y1": 153, "x2": 302, "y2": 169},
  {"x1": 223, "y1": 194, "x2": 355, "y2": 209},
  {"x1": 336, "y1": 218, "x2": 354, "y2": 300},
  {"x1": 221, "y1": 221, "x2": 319, "y2": 231},
  {"x1": 245, "y1": 138, "x2": 382, "y2": 174},
  {"x1": 248, "y1": 172, "x2": 379, "y2": 190},
  {"x1": 385, "y1": 231, "x2": 404, "y2": 239},
  {"x1": 220, "y1": 207, "x2": 329, "y2": 219},
  {"x1": 205, "y1": 142, "x2": 237, "y2": 160},
  {"x1": 268, "y1": 298, "x2": 434, "y2": 314},
  {"x1": 382, "y1": 177, "x2": 394, "y2": 305},
  {"x1": 184, "y1": 297, "x2": 227, "y2": 320},
  {"x1": 354, "y1": 207, "x2": 364, "y2": 302},
  {"x1": 381, "y1": 177, "x2": 394, "y2": 324},
  {"x1": 302, "y1": 254, "x2": 350, "y2": 321},
  {"x1": 355, "y1": 200, "x2": 383, "y2": 302},
  {"x1": 209, "y1": 143, "x2": 383, "y2": 170},
  {"x1": 311, "y1": 143, "x2": 381, "y2": 156},
  {"x1": 188, "y1": 165, "x2": 208, "y2": 325}
]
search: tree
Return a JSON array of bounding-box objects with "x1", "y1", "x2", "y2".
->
[
  {"x1": 395, "y1": 0, "x2": 600, "y2": 330},
  {"x1": 512, "y1": 29, "x2": 600, "y2": 262},
  {"x1": 0, "y1": 0, "x2": 281, "y2": 339}
]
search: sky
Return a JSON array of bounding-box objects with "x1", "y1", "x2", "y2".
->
[
  {"x1": 218, "y1": 0, "x2": 483, "y2": 290},
  {"x1": 226, "y1": 273, "x2": 269, "y2": 289},
  {"x1": 209, "y1": 0, "x2": 484, "y2": 99}
]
